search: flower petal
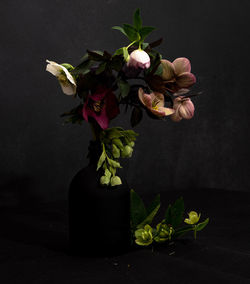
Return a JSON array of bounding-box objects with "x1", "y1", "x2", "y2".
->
[
  {"x1": 173, "y1": 57, "x2": 191, "y2": 74},
  {"x1": 60, "y1": 65, "x2": 76, "y2": 86},
  {"x1": 138, "y1": 88, "x2": 152, "y2": 107},
  {"x1": 179, "y1": 99, "x2": 195, "y2": 119},
  {"x1": 161, "y1": 59, "x2": 175, "y2": 81},
  {"x1": 158, "y1": 106, "x2": 175, "y2": 116},
  {"x1": 58, "y1": 81, "x2": 76, "y2": 95},
  {"x1": 46, "y1": 60, "x2": 61, "y2": 76},
  {"x1": 176, "y1": 72, "x2": 196, "y2": 88}
]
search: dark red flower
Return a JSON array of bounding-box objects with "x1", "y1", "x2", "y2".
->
[{"x1": 82, "y1": 86, "x2": 120, "y2": 129}]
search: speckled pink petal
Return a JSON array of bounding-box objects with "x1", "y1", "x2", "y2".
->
[
  {"x1": 173, "y1": 57, "x2": 191, "y2": 75},
  {"x1": 138, "y1": 88, "x2": 152, "y2": 107},
  {"x1": 158, "y1": 106, "x2": 175, "y2": 116},
  {"x1": 150, "y1": 107, "x2": 166, "y2": 117},
  {"x1": 176, "y1": 72, "x2": 196, "y2": 88},
  {"x1": 179, "y1": 99, "x2": 195, "y2": 119},
  {"x1": 161, "y1": 59, "x2": 175, "y2": 81}
]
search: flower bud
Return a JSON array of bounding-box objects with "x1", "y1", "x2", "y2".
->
[
  {"x1": 121, "y1": 145, "x2": 133, "y2": 158},
  {"x1": 100, "y1": 175, "x2": 110, "y2": 186},
  {"x1": 112, "y1": 144, "x2": 120, "y2": 158},
  {"x1": 127, "y1": 49, "x2": 150, "y2": 69},
  {"x1": 184, "y1": 211, "x2": 201, "y2": 225},
  {"x1": 135, "y1": 225, "x2": 153, "y2": 246},
  {"x1": 110, "y1": 176, "x2": 122, "y2": 186},
  {"x1": 171, "y1": 97, "x2": 195, "y2": 122}
]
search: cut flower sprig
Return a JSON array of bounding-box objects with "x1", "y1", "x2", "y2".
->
[{"x1": 97, "y1": 127, "x2": 138, "y2": 186}]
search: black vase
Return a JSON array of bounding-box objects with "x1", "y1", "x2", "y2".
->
[{"x1": 68, "y1": 141, "x2": 131, "y2": 256}]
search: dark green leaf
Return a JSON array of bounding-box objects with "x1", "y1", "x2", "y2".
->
[
  {"x1": 87, "y1": 50, "x2": 104, "y2": 61},
  {"x1": 164, "y1": 197, "x2": 185, "y2": 229},
  {"x1": 148, "y1": 38, "x2": 163, "y2": 49},
  {"x1": 174, "y1": 225, "x2": 194, "y2": 238},
  {"x1": 130, "y1": 107, "x2": 143, "y2": 127},
  {"x1": 113, "y1": 48, "x2": 124, "y2": 56},
  {"x1": 130, "y1": 189, "x2": 147, "y2": 229},
  {"x1": 196, "y1": 218, "x2": 209, "y2": 232},
  {"x1": 96, "y1": 62, "x2": 106, "y2": 75},
  {"x1": 139, "y1": 26, "x2": 156, "y2": 41},
  {"x1": 71, "y1": 60, "x2": 94, "y2": 75},
  {"x1": 123, "y1": 24, "x2": 140, "y2": 41},
  {"x1": 147, "y1": 194, "x2": 160, "y2": 215},
  {"x1": 137, "y1": 203, "x2": 160, "y2": 229},
  {"x1": 133, "y1": 8, "x2": 142, "y2": 30},
  {"x1": 110, "y1": 56, "x2": 123, "y2": 72},
  {"x1": 118, "y1": 79, "x2": 130, "y2": 98},
  {"x1": 112, "y1": 25, "x2": 127, "y2": 37}
]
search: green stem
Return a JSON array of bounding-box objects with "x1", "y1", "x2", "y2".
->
[{"x1": 126, "y1": 40, "x2": 137, "y2": 49}]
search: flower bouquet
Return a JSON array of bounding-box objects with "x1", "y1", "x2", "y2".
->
[{"x1": 46, "y1": 9, "x2": 208, "y2": 255}]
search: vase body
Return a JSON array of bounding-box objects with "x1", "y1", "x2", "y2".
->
[{"x1": 68, "y1": 141, "x2": 131, "y2": 256}]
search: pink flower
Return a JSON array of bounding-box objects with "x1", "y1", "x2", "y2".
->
[
  {"x1": 82, "y1": 86, "x2": 120, "y2": 129},
  {"x1": 161, "y1": 57, "x2": 196, "y2": 93},
  {"x1": 127, "y1": 50, "x2": 150, "y2": 69},
  {"x1": 171, "y1": 96, "x2": 195, "y2": 122},
  {"x1": 138, "y1": 88, "x2": 175, "y2": 117}
]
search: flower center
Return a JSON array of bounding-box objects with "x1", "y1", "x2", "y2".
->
[{"x1": 152, "y1": 98, "x2": 160, "y2": 110}]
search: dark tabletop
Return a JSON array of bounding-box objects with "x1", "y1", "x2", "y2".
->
[{"x1": 0, "y1": 188, "x2": 249, "y2": 284}]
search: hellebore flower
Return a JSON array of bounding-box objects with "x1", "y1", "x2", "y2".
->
[
  {"x1": 171, "y1": 96, "x2": 195, "y2": 122},
  {"x1": 161, "y1": 57, "x2": 196, "y2": 93},
  {"x1": 127, "y1": 49, "x2": 150, "y2": 69},
  {"x1": 184, "y1": 211, "x2": 201, "y2": 225},
  {"x1": 46, "y1": 60, "x2": 76, "y2": 95},
  {"x1": 135, "y1": 225, "x2": 153, "y2": 246},
  {"x1": 138, "y1": 88, "x2": 175, "y2": 117},
  {"x1": 154, "y1": 223, "x2": 174, "y2": 243},
  {"x1": 82, "y1": 86, "x2": 120, "y2": 129}
]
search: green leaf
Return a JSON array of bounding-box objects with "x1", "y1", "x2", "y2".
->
[
  {"x1": 107, "y1": 157, "x2": 122, "y2": 168},
  {"x1": 137, "y1": 203, "x2": 160, "y2": 229},
  {"x1": 122, "y1": 47, "x2": 129, "y2": 62},
  {"x1": 112, "y1": 25, "x2": 127, "y2": 37},
  {"x1": 123, "y1": 24, "x2": 140, "y2": 41},
  {"x1": 87, "y1": 50, "x2": 104, "y2": 61},
  {"x1": 133, "y1": 8, "x2": 142, "y2": 30},
  {"x1": 118, "y1": 79, "x2": 130, "y2": 98},
  {"x1": 71, "y1": 60, "x2": 93, "y2": 75},
  {"x1": 110, "y1": 56, "x2": 123, "y2": 72},
  {"x1": 96, "y1": 62, "x2": 106, "y2": 75},
  {"x1": 196, "y1": 218, "x2": 209, "y2": 232},
  {"x1": 130, "y1": 107, "x2": 143, "y2": 127},
  {"x1": 164, "y1": 197, "x2": 185, "y2": 229},
  {"x1": 139, "y1": 26, "x2": 156, "y2": 41},
  {"x1": 174, "y1": 225, "x2": 194, "y2": 238},
  {"x1": 97, "y1": 147, "x2": 106, "y2": 171},
  {"x1": 147, "y1": 194, "x2": 160, "y2": 215},
  {"x1": 113, "y1": 48, "x2": 124, "y2": 56},
  {"x1": 130, "y1": 189, "x2": 147, "y2": 229}
]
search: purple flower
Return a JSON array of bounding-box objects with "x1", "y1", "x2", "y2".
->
[
  {"x1": 161, "y1": 57, "x2": 196, "y2": 93},
  {"x1": 82, "y1": 86, "x2": 120, "y2": 129}
]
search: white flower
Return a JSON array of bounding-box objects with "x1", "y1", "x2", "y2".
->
[
  {"x1": 127, "y1": 49, "x2": 150, "y2": 69},
  {"x1": 46, "y1": 60, "x2": 76, "y2": 95}
]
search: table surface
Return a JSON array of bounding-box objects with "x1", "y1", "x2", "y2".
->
[{"x1": 0, "y1": 188, "x2": 249, "y2": 284}]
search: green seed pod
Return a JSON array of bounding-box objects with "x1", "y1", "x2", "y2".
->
[
  {"x1": 110, "y1": 176, "x2": 122, "y2": 186},
  {"x1": 112, "y1": 144, "x2": 120, "y2": 158},
  {"x1": 112, "y1": 138, "x2": 124, "y2": 150},
  {"x1": 100, "y1": 175, "x2": 110, "y2": 186}
]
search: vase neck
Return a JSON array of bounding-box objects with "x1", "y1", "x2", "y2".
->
[{"x1": 87, "y1": 140, "x2": 102, "y2": 167}]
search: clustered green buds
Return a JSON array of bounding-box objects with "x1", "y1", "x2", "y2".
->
[
  {"x1": 184, "y1": 211, "x2": 201, "y2": 225},
  {"x1": 135, "y1": 225, "x2": 153, "y2": 246},
  {"x1": 154, "y1": 223, "x2": 174, "y2": 243},
  {"x1": 97, "y1": 127, "x2": 138, "y2": 187}
]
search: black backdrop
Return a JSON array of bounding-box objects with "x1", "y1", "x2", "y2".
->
[{"x1": 1, "y1": 0, "x2": 250, "y2": 203}]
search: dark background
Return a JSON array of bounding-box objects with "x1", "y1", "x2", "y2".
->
[{"x1": 1, "y1": 0, "x2": 250, "y2": 204}]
